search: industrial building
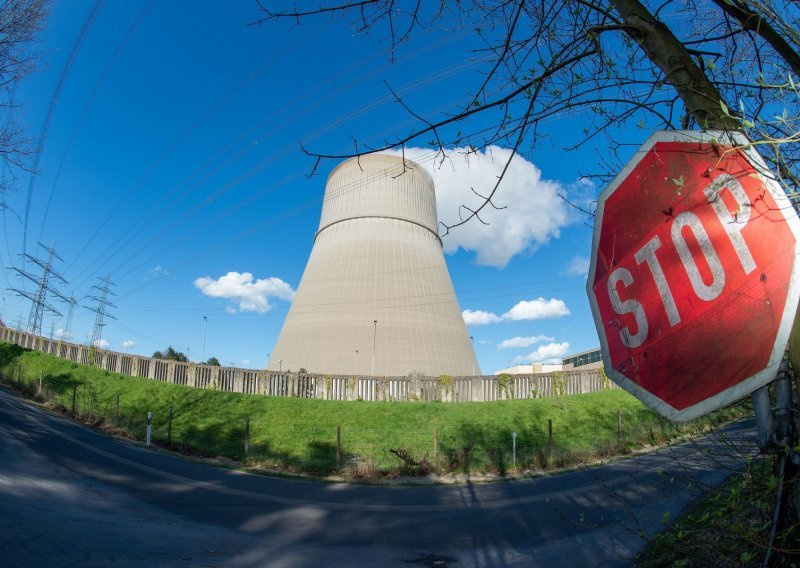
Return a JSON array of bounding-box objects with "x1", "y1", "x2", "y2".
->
[
  {"x1": 495, "y1": 347, "x2": 604, "y2": 375},
  {"x1": 562, "y1": 347, "x2": 603, "y2": 370},
  {"x1": 270, "y1": 154, "x2": 480, "y2": 377}
]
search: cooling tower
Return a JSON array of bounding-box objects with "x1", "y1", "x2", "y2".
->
[{"x1": 270, "y1": 154, "x2": 480, "y2": 377}]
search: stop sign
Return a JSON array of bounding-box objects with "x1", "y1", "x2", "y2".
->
[{"x1": 587, "y1": 130, "x2": 800, "y2": 422}]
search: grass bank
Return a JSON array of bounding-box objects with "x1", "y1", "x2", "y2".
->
[{"x1": 0, "y1": 341, "x2": 750, "y2": 477}]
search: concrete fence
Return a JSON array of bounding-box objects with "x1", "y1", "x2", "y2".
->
[{"x1": 0, "y1": 327, "x2": 615, "y2": 402}]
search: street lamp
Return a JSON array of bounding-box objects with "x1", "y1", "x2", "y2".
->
[
  {"x1": 279, "y1": 359, "x2": 283, "y2": 372},
  {"x1": 371, "y1": 320, "x2": 377, "y2": 377},
  {"x1": 267, "y1": 353, "x2": 271, "y2": 370},
  {"x1": 355, "y1": 349, "x2": 359, "y2": 376},
  {"x1": 470, "y1": 336, "x2": 475, "y2": 376},
  {"x1": 201, "y1": 316, "x2": 208, "y2": 363}
]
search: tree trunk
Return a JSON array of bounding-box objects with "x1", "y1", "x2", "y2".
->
[{"x1": 610, "y1": 0, "x2": 739, "y2": 130}]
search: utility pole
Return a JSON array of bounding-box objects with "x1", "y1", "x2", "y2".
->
[
  {"x1": 201, "y1": 315, "x2": 208, "y2": 363},
  {"x1": 85, "y1": 274, "x2": 117, "y2": 348},
  {"x1": 471, "y1": 336, "x2": 475, "y2": 376},
  {"x1": 8, "y1": 242, "x2": 68, "y2": 335},
  {"x1": 371, "y1": 320, "x2": 377, "y2": 377}
]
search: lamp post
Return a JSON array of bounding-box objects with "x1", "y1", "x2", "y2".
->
[
  {"x1": 267, "y1": 353, "x2": 271, "y2": 370},
  {"x1": 279, "y1": 359, "x2": 283, "y2": 372},
  {"x1": 470, "y1": 336, "x2": 475, "y2": 376},
  {"x1": 371, "y1": 320, "x2": 377, "y2": 377},
  {"x1": 355, "y1": 349, "x2": 359, "y2": 376},
  {"x1": 201, "y1": 316, "x2": 208, "y2": 363}
]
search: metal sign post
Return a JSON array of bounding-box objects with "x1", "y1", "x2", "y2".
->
[{"x1": 146, "y1": 411, "x2": 152, "y2": 447}]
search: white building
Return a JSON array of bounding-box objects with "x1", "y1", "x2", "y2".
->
[
  {"x1": 495, "y1": 347, "x2": 604, "y2": 375},
  {"x1": 494, "y1": 363, "x2": 563, "y2": 375}
]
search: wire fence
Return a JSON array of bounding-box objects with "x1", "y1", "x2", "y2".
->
[{"x1": 0, "y1": 360, "x2": 742, "y2": 477}]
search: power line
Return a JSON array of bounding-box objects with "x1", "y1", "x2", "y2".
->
[
  {"x1": 65, "y1": 29, "x2": 479, "y2": 289},
  {"x1": 37, "y1": 0, "x2": 157, "y2": 243},
  {"x1": 64, "y1": 20, "x2": 333, "y2": 285},
  {"x1": 21, "y1": 0, "x2": 107, "y2": 259}
]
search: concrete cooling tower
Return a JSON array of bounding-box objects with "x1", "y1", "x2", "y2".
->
[{"x1": 270, "y1": 153, "x2": 480, "y2": 377}]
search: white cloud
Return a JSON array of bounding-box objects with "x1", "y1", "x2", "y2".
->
[
  {"x1": 54, "y1": 328, "x2": 70, "y2": 339},
  {"x1": 386, "y1": 146, "x2": 573, "y2": 267},
  {"x1": 497, "y1": 335, "x2": 555, "y2": 350},
  {"x1": 93, "y1": 339, "x2": 110, "y2": 349},
  {"x1": 462, "y1": 309, "x2": 503, "y2": 326},
  {"x1": 148, "y1": 265, "x2": 170, "y2": 280},
  {"x1": 240, "y1": 359, "x2": 251, "y2": 365},
  {"x1": 512, "y1": 342, "x2": 571, "y2": 364},
  {"x1": 194, "y1": 271, "x2": 296, "y2": 314},
  {"x1": 122, "y1": 339, "x2": 136, "y2": 349},
  {"x1": 503, "y1": 298, "x2": 570, "y2": 321},
  {"x1": 463, "y1": 297, "x2": 570, "y2": 326},
  {"x1": 563, "y1": 256, "x2": 590, "y2": 277}
]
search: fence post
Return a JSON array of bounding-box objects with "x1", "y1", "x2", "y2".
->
[
  {"x1": 167, "y1": 405, "x2": 173, "y2": 444},
  {"x1": 336, "y1": 425, "x2": 341, "y2": 470},
  {"x1": 244, "y1": 416, "x2": 250, "y2": 458},
  {"x1": 547, "y1": 419, "x2": 553, "y2": 464},
  {"x1": 146, "y1": 411, "x2": 152, "y2": 447},
  {"x1": 114, "y1": 394, "x2": 120, "y2": 426},
  {"x1": 617, "y1": 410, "x2": 622, "y2": 447},
  {"x1": 72, "y1": 385, "x2": 77, "y2": 416},
  {"x1": 512, "y1": 431, "x2": 517, "y2": 469},
  {"x1": 38, "y1": 370, "x2": 42, "y2": 396},
  {"x1": 433, "y1": 429, "x2": 439, "y2": 467}
]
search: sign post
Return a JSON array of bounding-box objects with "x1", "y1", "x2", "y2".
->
[{"x1": 587, "y1": 130, "x2": 800, "y2": 423}]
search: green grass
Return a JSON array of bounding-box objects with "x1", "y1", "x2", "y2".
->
[{"x1": 0, "y1": 341, "x2": 750, "y2": 476}]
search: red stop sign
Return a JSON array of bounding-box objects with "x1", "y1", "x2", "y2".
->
[{"x1": 587, "y1": 131, "x2": 800, "y2": 422}]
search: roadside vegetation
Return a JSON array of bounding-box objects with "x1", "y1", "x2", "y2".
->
[
  {"x1": 637, "y1": 457, "x2": 800, "y2": 566},
  {"x1": 0, "y1": 341, "x2": 749, "y2": 478}
]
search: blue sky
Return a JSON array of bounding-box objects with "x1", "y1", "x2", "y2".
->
[{"x1": 0, "y1": 1, "x2": 625, "y2": 373}]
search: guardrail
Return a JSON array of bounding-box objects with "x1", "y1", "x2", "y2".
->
[{"x1": 0, "y1": 327, "x2": 614, "y2": 402}]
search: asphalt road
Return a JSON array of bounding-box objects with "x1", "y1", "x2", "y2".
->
[{"x1": 0, "y1": 387, "x2": 755, "y2": 567}]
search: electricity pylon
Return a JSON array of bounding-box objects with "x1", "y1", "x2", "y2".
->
[
  {"x1": 61, "y1": 294, "x2": 78, "y2": 341},
  {"x1": 8, "y1": 242, "x2": 68, "y2": 335},
  {"x1": 85, "y1": 274, "x2": 116, "y2": 347}
]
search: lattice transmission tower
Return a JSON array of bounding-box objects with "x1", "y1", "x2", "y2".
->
[
  {"x1": 8, "y1": 242, "x2": 69, "y2": 335},
  {"x1": 61, "y1": 293, "x2": 78, "y2": 341},
  {"x1": 85, "y1": 274, "x2": 116, "y2": 347}
]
